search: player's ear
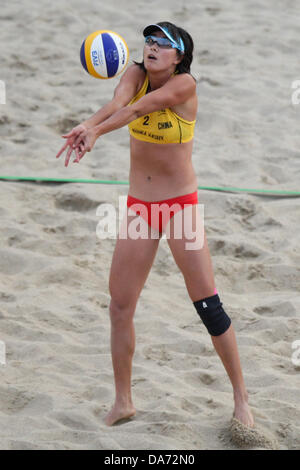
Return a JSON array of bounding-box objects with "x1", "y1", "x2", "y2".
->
[{"x1": 174, "y1": 53, "x2": 184, "y2": 65}]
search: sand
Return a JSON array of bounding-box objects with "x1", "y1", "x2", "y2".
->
[{"x1": 0, "y1": 0, "x2": 299, "y2": 450}]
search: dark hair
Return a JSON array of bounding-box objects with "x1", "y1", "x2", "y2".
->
[{"x1": 133, "y1": 21, "x2": 195, "y2": 80}]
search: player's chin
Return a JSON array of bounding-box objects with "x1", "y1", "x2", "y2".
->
[{"x1": 144, "y1": 57, "x2": 159, "y2": 68}]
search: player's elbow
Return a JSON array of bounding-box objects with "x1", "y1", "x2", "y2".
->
[
  {"x1": 131, "y1": 103, "x2": 148, "y2": 120},
  {"x1": 110, "y1": 96, "x2": 127, "y2": 113},
  {"x1": 126, "y1": 105, "x2": 140, "y2": 123},
  {"x1": 131, "y1": 96, "x2": 169, "y2": 119}
]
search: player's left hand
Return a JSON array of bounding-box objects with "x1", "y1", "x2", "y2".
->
[{"x1": 72, "y1": 128, "x2": 98, "y2": 163}]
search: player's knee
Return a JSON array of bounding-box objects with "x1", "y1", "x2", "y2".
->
[
  {"x1": 109, "y1": 297, "x2": 135, "y2": 327},
  {"x1": 193, "y1": 293, "x2": 231, "y2": 336}
]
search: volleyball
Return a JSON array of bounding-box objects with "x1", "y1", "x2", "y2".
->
[{"x1": 80, "y1": 30, "x2": 129, "y2": 79}]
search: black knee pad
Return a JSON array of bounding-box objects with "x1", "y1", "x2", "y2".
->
[{"x1": 193, "y1": 293, "x2": 231, "y2": 336}]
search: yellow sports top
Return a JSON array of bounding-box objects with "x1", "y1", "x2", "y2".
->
[{"x1": 128, "y1": 74, "x2": 196, "y2": 144}]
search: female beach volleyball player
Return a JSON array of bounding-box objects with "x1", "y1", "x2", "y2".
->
[{"x1": 56, "y1": 22, "x2": 255, "y2": 428}]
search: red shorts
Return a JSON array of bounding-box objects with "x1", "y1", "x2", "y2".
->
[{"x1": 127, "y1": 190, "x2": 198, "y2": 233}]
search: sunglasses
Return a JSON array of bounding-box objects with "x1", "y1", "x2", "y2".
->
[{"x1": 145, "y1": 35, "x2": 183, "y2": 52}]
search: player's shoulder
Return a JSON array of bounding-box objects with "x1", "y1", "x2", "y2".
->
[
  {"x1": 167, "y1": 73, "x2": 197, "y2": 98},
  {"x1": 171, "y1": 72, "x2": 196, "y2": 88},
  {"x1": 113, "y1": 64, "x2": 147, "y2": 104},
  {"x1": 116, "y1": 64, "x2": 146, "y2": 97},
  {"x1": 120, "y1": 63, "x2": 146, "y2": 85}
]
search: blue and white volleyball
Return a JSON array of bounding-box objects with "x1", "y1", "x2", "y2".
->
[{"x1": 80, "y1": 30, "x2": 129, "y2": 79}]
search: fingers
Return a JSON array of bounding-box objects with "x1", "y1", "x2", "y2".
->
[
  {"x1": 57, "y1": 132, "x2": 87, "y2": 165},
  {"x1": 79, "y1": 149, "x2": 87, "y2": 160},
  {"x1": 56, "y1": 141, "x2": 69, "y2": 159},
  {"x1": 78, "y1": 145, "x2": 87, "y2": 161},
  {"x1": 73, "y1": 131, "x2": 86, "y2": 149},
  {"x1": 64, "y1": 144, "x2": 74, "y2": 167},
  {"x1": 78, "y1": 143, "x2": 87, "y2": 161},
  {"x1": 73, "y1": 147, "x2": 81, "y2": 163},
  {"x1": 62, "y1": 129, "x2": 75, "y2": 138},
  {"x1": 73, "y1": 136, "x2": 81, "y2": 149},
  {"x1": 73, "y1": 142, "x2": 87, "y2": 163},
  {"x1": 80, "y1": 144, "x2": 87, "y2": 159}
]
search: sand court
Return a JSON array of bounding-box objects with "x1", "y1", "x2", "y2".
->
[{"x1": 0, "y1": 0, "x2": 299, "y2": 450}]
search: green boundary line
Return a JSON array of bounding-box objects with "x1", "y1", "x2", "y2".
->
[{"x1": 0, "y1": 175, "x2": 300, "y2": 197}]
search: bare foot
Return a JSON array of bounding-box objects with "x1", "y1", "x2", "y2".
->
[
  {"x1": 104, "y1": 402, "x2": 136, "y2": 426},
  {"x1": 233, "y1": 399, "x2": 255, "y2": 428},
  {"x1": 230, "y1": 409, "x2": 278, "y2": 449}
]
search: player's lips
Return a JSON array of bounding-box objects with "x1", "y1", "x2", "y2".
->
[{"x1": 147, "y1": 54, "x2": 157, "y2": 60}]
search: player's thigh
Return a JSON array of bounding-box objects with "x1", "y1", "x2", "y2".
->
[
  {"x1": 109, "y1": 211, "x2": 160, "y2": 309},
  {"x1": 166, "y1": 205, "x2": 215, "y2": 301}
]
